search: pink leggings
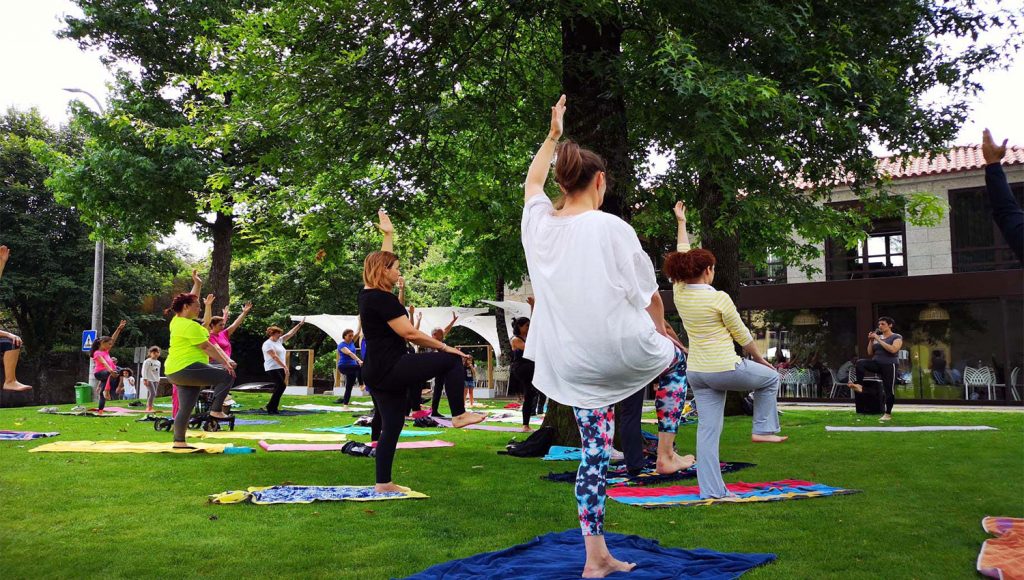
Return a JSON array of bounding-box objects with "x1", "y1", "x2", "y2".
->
[{"x1": 171, "y1": 385, "x2": 179, "y2": 416}]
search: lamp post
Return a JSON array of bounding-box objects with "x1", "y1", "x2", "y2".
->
[{"x1": 63, "y1": 88, "x2": 106, "y2": 387}]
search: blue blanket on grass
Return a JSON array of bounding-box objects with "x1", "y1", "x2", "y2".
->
[
  {"x1": 402, "y1": 529, "x2": 775, "y2": 579},
  {"x1": 308, "y1": 426, "x2": 441, "y2": 437}
]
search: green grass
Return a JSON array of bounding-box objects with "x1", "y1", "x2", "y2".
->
[{"x1": 1, "y1": 394, "x2": 1021, "y2": 579}]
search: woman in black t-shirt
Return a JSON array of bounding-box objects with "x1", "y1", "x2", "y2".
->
[{"x1": 360, "y1": 211, "x2": 486, "y2": 493}]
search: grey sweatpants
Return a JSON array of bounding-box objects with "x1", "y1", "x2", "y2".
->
[
  {"x1": 688, "y1": 359, "x2": 781, "y2": 498},
  {"x1": 166, "y1": 362, "x2": 234, "y2": 443}
]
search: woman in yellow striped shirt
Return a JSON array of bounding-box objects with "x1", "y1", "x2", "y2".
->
[{"x1": 665, "y1": 202, "x2": 788, "y2": 498}]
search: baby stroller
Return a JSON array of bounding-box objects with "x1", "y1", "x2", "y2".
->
[{"x1": 153, "y1": 389, "x2": 235, "y2": 432}]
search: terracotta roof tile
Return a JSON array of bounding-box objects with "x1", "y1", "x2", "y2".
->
[{"x1": 878, "y1": 144, "x2": 1024, "y2": 180}]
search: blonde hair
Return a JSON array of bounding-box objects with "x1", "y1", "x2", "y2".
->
[
  {"x1": 363, "y1": 251, "x2": 399, "y2": 292},
  {"x1": 266, "y1": 326, "x2": 283, "y2": 337}
]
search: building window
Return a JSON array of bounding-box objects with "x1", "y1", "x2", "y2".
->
[
  {"x1": 740, "y1": 255, "x2": 787, "y2": 286},
  {"x1": 949, "y1": 183, "x2": 1024, "y2": 273},
  {"x1": 825, "y1": 215, "x2": 907, "y2": 280}
]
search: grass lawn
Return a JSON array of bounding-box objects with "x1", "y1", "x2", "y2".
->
[{"x1": 1, "y1": 394, "x2": 1021, "y2": 579}]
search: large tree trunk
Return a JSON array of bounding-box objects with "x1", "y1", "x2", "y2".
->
[
  {"x1": 561, "y1": 11, "x2": 630, "y2": 219},
  {"x1": 493, "y1": 275, "x2": 512, "y2": 365},
  {"x1": 208, "y1": 210, "x2": 233, "y2": 313},
  {"x1": 696, "y1": 177, "x2": 748, "y2": 416},
  {"x1": 540, "y1": 11, "x2": 632, "y2": 443}
]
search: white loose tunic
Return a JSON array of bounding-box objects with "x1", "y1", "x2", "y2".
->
[{"x1": 520, "y1": 194, "x2": 675, "y2": 409}]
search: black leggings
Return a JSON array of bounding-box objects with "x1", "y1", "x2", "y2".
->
[
  {"x1": 371, "y1": 352, "x2": 467, "y2": 484},
  {"x1": 855, "y1": 359, "x2": 897, "y2": 414},
  {"x1": 430, "y1": 373, "x2": 446, "y2": 416},
  {"x1": 94, "y1": 370, "x2": 121, "y2": 410},
  {"x1": 339, "y1": 367, "x2": 361, "y2": 404},
  {"x1": 266, "y1": 368, "x2": 287, "y2": 413},
  {"x1": 512, "y1": 360, "x2": 539, "y2": 426}
]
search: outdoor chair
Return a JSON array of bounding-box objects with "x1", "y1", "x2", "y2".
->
[
  {"x1": 991, "y1": 366, "x2": 1020, "y2": 402},
  {"x1": 963, "y1": 366, "x2": 993, "y2": 400},
  {"x1": 827, "y1": 368, "x2": 854, "y2": 399}
]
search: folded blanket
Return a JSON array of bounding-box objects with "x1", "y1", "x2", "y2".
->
[
  {"x1": 258, "y1": 439, "x2": 455, "y2": 452},
  {"x1": 0, "y1": 430, "x2": 60, "y2": 441},
  {"x1": 209, "y1": 485, "x2": 427, "y2": 505},
  {"x1": 609, "y1": 480, "x2": 859, "y2": 508},
  {"x1": 402, "y1": 529, "x2": 775, "y2": 579},
  {"x1": 978, "y1": 517, "x2": 1024, "y2": 580},
  {"x1": 88, "y1": 406, "x2": 156, "y2": 414},
  {"x1": 826, "y1": 425, "x2": 997, "y2": 432},
  {"x1": 186, "y1": 431, "x2": 347, "y2": 442},
  {"x1": 307, "y1": 426, "x2": 441, "y2": 437},
  {"x1": 544, "y1": 460, "x2": 756, "y2": 487},
  {"x1": 29, "y1": 441, "x2": 233, "y2": 454}
]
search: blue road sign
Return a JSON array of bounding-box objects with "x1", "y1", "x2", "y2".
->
[{"x1": 82, "y1": 330, "x2": 97, "y2": 352}]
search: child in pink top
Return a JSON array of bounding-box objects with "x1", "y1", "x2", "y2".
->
[{"x1": 90, "y1": 320, "x2": 127, "y2": 411}]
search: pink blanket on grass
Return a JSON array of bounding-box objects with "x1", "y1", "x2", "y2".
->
[
  {"x1": 433, "y1": 417, "x2": 528, "y2": 433},
  {"x1": 258, "y1": 439, "x2": 455, "y2": 452}
]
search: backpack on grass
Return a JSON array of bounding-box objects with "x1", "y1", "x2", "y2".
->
[{"x1": 499, "y1": 426, "x2": 555, "y2": 458}]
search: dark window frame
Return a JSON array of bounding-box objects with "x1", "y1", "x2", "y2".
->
[
  {"x1": 740, "y1": 255, "x2": 788, "y2": 286},
  {"x1": 825, "y1": 203, "x2": 908, "y2": 281},
  {"x1": 948, "y1": 182, "x2": 1024, "y2": 273}
]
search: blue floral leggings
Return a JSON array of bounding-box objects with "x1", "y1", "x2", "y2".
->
[{"x1": 572, "y1": 347, "x2": 688, "y2": 535}]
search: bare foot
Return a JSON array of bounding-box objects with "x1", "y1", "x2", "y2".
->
[
  {"x1": 172, "y1": 443, "x2": 197, "y2": 450},
  {"x1": 879, "y1": 414, "x2": 892, "y2": 422},
  {"x1": 145, "y1": 408, "x2": 156, "y2": 413},
  {"x1": 374, "y1": 482, "x2": 411, "y2": 494},
  {"x1": 656, "y1": 452, "x2": 696, "y2": 475},
  {"x1": 209, "y1": 412, "x2": 231, "y2": 419},
  {"x1": 2, "y1": 380, "x2": 32, "y2": 392},
  {"x1": 582, "y1": 556, "x2": 636, "y2": 578},
  {"x1": 521, "y1": 425, "x2": 533, "y2": 432},
  {"x1": 451, "y1": 412, "x2": 486, "y2": 428},
  {"x1": 751, "y1": 434, "x2": 789, "y2": 443},
  {"x1": 847, "y1": 382, "x2": 863, "y2": 393}
]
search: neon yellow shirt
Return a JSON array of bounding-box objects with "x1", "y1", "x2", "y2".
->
[{"x1": 165, "y1": 316, "x2": 210, "y2": 375}]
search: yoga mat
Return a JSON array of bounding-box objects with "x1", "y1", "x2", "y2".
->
[
  {"x1": 978, "y1": 517, "x2": 1024, "y2": 580},
  {"x1": 608, "y1": 480, "x2": 860, "y2": 508},
  {"x1": 40, "y1": 409, "x2": 133, "y2": 417},
  {"x1": 29, "y1": 441, "x2": 234, "y2": 454},
  {"x1": 544, "y1": 460, "x2": 756, "y2": 488},
  {"x1": 209, "y1": 485, "x2": 427, "y2": 505},
  {"x1": 186, "y1": 431, "x2": 347, "y2": 442},
  {"x1": 481, "y1": 410, "x2": 544, "y2": 425},
  {"x1": 0, "y1": 430, "x2": 59, "y2": 441},
  {"x1": 826, "y1": 425, "x2": 997, "y2": 432},
  {"x1": 89, "y1": 406, "x2": 158, "y2": 414},
  {"x1": 308, "y1": 426, "x2": 442, "y2": 437},
  {"x1": 402, "y1": 529, "x2": 775, "y2": 579},
  {"x1": 235, "y1": 409, "x2": 321, "y2": 416},
  {"x1": 258, "y1": 439, "x2": 455, "y2": 452},
  {"x1": 285, "y1": 404, "x2": 363, "y2": 412},
  {"x1": 234, "y1": 419, "x2": 280, "y2": 426},
  {"x1": 543, "y1": 446, "x2": 582, "y2": 461},
  {"x1": 433, "y1": 417, "x2": 527, "y2": 433}
]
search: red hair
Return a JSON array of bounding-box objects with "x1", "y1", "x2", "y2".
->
[
  {"x1": 164, "y1": 293, "x2": 198, "y2": 315},
  {"x1": 663, "y1": 249, "x2": 716, "y2": 282},
  {"x1": 555, "y1": 140, "x2": 607, "y2": 194}
]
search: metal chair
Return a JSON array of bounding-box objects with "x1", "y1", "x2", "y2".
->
[
  {"x1": 827, "y1": 368, "x2": 854, "y2": 399},
  {"x1": 963, "y1": 367, "x2": 993, "y2": 400}
]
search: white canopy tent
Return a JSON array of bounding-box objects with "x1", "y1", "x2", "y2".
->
[
  {"x1": 288, "y1": 314, "x2": 360, "y2": 344},
  {"x1": 479, "y1": 299, "x2": 532, "y2": 341}
]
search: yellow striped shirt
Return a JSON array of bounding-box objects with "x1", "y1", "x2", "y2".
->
[{"x1": 672, "y1": 242, "x2": 753, "y2": 372}]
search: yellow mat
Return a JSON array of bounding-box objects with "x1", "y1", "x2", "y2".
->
[
  {"x1": 29, "y1": 441, "x2": 229, "y2": 454},
  {"x1": 186, "y1": 431, "x2": 347, "y2": 442}
]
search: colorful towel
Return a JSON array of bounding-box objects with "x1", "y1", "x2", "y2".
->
[
  {"x1": 187, "y1": 431, "x2": 347, "y2": 442},
  {"x1": 0, "y1": 430, "x2": 60, "y2": 441},
  {"x1": 308, "y1": 426, "x2": 441, "y2": 437},
  {"x1": 28, "y1": 441, "x2": 233, "y2": 454},
  {"x1": 402, "y1": 529, "x2": 774, "y2": 579},
  {"x1": 544, "y1": 460, "x2": 756, "y2": 488},
  {"x1": 481, "y1": 410, "x2": 544, "y2": 425},
  {"x1": 235, "y1": 409, "x2": 320, "y2": 416},
  {"x1": 826, "y1": 425, "x2": 997, "y2": 432},
  {"x1": 543, "y1": 445, "x2": 583, "y2": 461},
  {"x1": 89, "y1": 406, "x2": 158, "y2": 414},
  {"x1": 234, "y1": 419, "x2": 280, "y2": 426},
  {"x1": 258, "y1": 439, "x2": 454, "y2": 452},
  {"x1": 608, "y1": 480, "x2": 859, "y2": 508},
  {"x1": 433, "y1": 417, "x2": 528, "y2": 433},
  {"x1": 210, "y1": 485, "x2": 427, "y2": 505},
  {"x1": 978, "y1": 517, "x2": 1024, "y2": 579}
]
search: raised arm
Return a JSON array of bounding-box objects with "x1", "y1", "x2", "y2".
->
[
  {"x1": 378, "y1": 210, "x2": 394, "y2": 253},
  {"x1": 397, "y1": 276, "x2": 406, "y2": 306},
  {"x1": 110, "y1": 320, "x2": 127, "y2": 345},
  {"x1": 524, "y1": 94, "x2": 565, "y2": 202},
  {"x1": 281, "y1": 318, "x2": 305, "y2": 342},
  {"x1": 527, "y1": 296, "x2": 535, "y2": 314},
  {"x1": 353, "y1": 318, "x2": 362, "y2": 343},
  {"x1": 983, "y1": 129, "x2": 1024, "y2": 262},
  {"x1": 442, "y1": 312, "x2": 458, "y2": 337},
  {"x1": 674, "y1": 202, "x2": 691, "y2": 252},
  {"x1": 202, "y1": 294, "x2": 215, "y2": 328},
  {"x1": 226, "y1": 302, "x2": 253, "y2": 336},
  {"x1": 190, "y1": 269, "x2": 202, "y2": 296}
]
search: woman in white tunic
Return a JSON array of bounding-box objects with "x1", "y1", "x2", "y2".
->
[{"x1": 522, "y1": 95, "x2": 693, "y2": 578}]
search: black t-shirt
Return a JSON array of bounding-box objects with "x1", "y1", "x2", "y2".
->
[{"x1": 358, "y1": 288, "x2": 409, "y2": 389}]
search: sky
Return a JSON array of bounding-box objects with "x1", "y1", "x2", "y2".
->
[{"x1": 3, "y1": 0, "x2": 1023, "y2": 259}]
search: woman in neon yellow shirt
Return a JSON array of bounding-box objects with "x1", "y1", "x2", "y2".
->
[
  {"x1": 665, "y1": 202, "x2": 788, "y2": 499},
  {"x1": 164, "y1": 293, "x2": 236, "y2": 449}
]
